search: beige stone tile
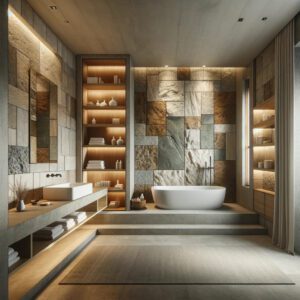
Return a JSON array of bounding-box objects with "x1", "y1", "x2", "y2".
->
[
  {"x1": 9, "y1": 85, "x2": 29, "y2": 110},
  {"x1": 21, "y1": 0, "x2": 34, "y2": 25},
  {"x1": 147, "y1": 101, "x2": 166, "y2": 125},
  {"x1": 9, "y1": 45, "x2": 17, "y2": 86},
  {"x1": 9, "y1": 128, "x2": 17, "y2": 146},
  {"x1": 17, "y1": 108, "x2": 29, "y2": 147},
  {"x1": 30, "y1": 136, "x2": 37, "y2": 163},
  {"x1": 16, "y1": 49, "x2": 30, "y2": 92},
  {"x1": 135, "y1": 145, "x2": 157, "y2": 170},
  {"x1": 8, "y1": 104, "x2": 17, "y2": 129},
  {"x1": 226, "y1": 132, "x2": 236, "y2": 160}
]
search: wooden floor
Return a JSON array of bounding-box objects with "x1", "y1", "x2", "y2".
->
[{"x1": 38, "y1": 234, "x2": 300, "y2": 300}]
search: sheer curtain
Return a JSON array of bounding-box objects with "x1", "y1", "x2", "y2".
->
[{"x1": 273, "y1": 20, "x2": 295, "y2": 253}]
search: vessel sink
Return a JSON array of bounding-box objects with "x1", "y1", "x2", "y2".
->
[{"x1": 43, "y1": 183, "x2": 93, "y2": 201}]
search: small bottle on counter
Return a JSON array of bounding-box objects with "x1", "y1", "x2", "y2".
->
[
  {"x1": 111, "y1": 136, "x2": 116, "y2": 145},
  {"x1": 115, "y1": 160, "x2": 119, "y2": 170},
  {"x1": 118, "y1": 160, "x2": 122, "y2": 170}
]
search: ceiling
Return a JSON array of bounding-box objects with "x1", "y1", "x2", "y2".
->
[{"x1": 28, "y1": 0, "x2": 300, "y2": 67}]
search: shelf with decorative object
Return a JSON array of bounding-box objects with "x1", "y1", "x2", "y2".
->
[
  {"x1": 77, "y1": 55, "x2": 134, "y2": 210},
  {"x1": 253, "y1": 116, "x2": 275, "y2": 128},
  {"x1": 253, "y1": 168, "x2": 275, "y2": 173}
]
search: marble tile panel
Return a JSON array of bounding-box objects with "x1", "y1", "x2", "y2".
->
[
  {"x1": 154, "y1": 170, "x2": 184, "y2": 186},
  {"x1": 158, "y1": 80, "x2": 184, "y2": 101},
  {"x1": 185, "y1": 92, "x2": 201, "y2": 116},
  {"x1": 46, "y1": 27, "x2": 58, "y2": 52},
  {"x1": 146, "y1": 125, "x2": 166, "y2": 136},
  {"x1": 135, "y1": 123, "x2": 146, "y2": 136},
  {"x1": 200, "y1": 124, "x2": 214, "y2": 149},
  {"x1": 263, "y1": 172, "x2": 275, "y2": 192},
  {"x1": 135, "y1": 170, "x2": 154, "y2": 185},
  {"x1": 9, "y1": 128, "x2": 17, "y2": 146},
  {"x1": 214, "y1": 133, "x2": 226, "y2": 149},
  {"x1": 166, "y1": 101, "x2": 184, "y2": 116},
  {"x1": 221, "y1": 68, "x2": 236, "y2": 92},
  {"x1": 214, "y1": 124, "x2": 236, "y2": 133},
  {"x1": 185, "y1": 81, "x2": 220, "y2": 92},
  {"x1": 158, "y1": 68, "x2": 177, "y2": 80},
  {"x1": 134, "y1": 68, "x2": 147, "y2": 92},
  {"x1": 33, "y1": 12, "x2": 46, "y2": 40},
  {"x1": 177, "y1": 67, "x2": 190, "y2": 81},
  {"x1": 202, "y1": 114, "x2": 214, "y2": 124},
  {"x1": 17, "y1": 108, "x2": 29, "y2": 147},
  {"x1": 201, "y1": 92, "x2": 214, "y2": 114},
  {"x1": 214, "y1": 92, "x2": 236, "y2": 124},
  {"x1": 135, "y1": 92, "x2": 146, "y2": 123},
  {"x1": 147, "y1": 75, "x2": 159, "y2": 101},
  {"x1": 135, "y1": 136, "x2": 158, "y2": 146},
  {"x1": 214, "y1": 149, "x2": 226, "y2": 161},
  {"x1": 9, "y1": 104, "x2": 17, "y2": 129},
  {"x1": 16, "y1": 50, "x2": 30, "y2": 93},
  {"x1": 185, "y1": 129, "x2": 200, "y2": 149},
  {"x1": 135, "y1": 145, "x2": 157, "y2": 170},
  {"x1": 147, "y1": 101, "x2": 166, "y2": 125},
  {"x1": 65, "y1": 156, "x2": 76, "y2": 171},
  {"x1": 190, "y1": 68, "x2": 203, "y2": 80},
  {"x1": 30, "y1": 136, "x2": 37, "y2": 163},
  {"x1": 8, "y1": 145, "x2": 29, "y2": 174},
  {"x1": 226, "y1": 132, "x2": 236, "y2": 160},
  {"x1": 9, "y1": 84, "x2": 29, "y2": 110},
  {"x1": 203, "y1": 68, "x2": 221, "y2": 80},
  {"x1": 185, "y1": 149, "x2": 214, "y2": 185},
  {"x1": 9, "y1": 45, "x2": 17, "y2": 86},
  {"x1": 185, "y1": 117, "x2": 201, "y2": 129}
]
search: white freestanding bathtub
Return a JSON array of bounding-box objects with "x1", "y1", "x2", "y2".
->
[{"x1": 151, "y1": 186, "x2": 226, "y2": 210}]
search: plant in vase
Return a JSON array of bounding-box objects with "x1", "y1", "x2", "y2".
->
[{"x1": 10, "y1": 179, "x2": 28, "y2": 212}]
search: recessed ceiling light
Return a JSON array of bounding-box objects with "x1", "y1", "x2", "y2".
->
[
  {"x1": 261, "y1": 17, "x2": 268, "y2": 21},
  {"x1": 49, "y1": 5, "x2": 57, "y2": 10},
  {"x1": 238, "y1": 18, "x2": 244, "y2": 22}
]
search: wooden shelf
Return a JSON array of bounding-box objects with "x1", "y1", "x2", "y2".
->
[
  {"x1": 108, "y1": 189, "x2": 125, "y2": 193},
  {"x1": 253, "y1": 168, "x2": 275, "y2": 173},
  {"x1": 83, "y1": 169, "x2": 125, "y2": 172},
  {"x1": 254, "y1": 116, "x2": 275, "y2": 128},
  {"x1": 105, "y1": 207, "x2": 126, "y2": 211},
  {"x1": 83, "y1": 83, "x2": 125, "y2": 90},
  {"x1": 84, "y1": 124, "x2": 125, "y2": 128},
  {"x1": 254, "y1": 96, "x2": 275, "y2": 110},
  {"x1": 254, "y1": 188, "x2": 275, "y2": 196},
  {"x1": 83, "y1": 145, "x2": 125, "y2": 148},
  {"x1": 83, "y1": 105, "x2": 125, "y2": 110},
  {"x1": 253, "y1": 143, "x2": 275, "y2": 147}
]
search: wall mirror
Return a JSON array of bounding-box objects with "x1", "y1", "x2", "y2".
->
[{"x1": 29, "y1": 69, "x2": 58, "y2": 163}]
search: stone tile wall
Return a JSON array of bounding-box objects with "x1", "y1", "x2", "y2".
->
[
  {"x1": 134, "y1": 67, "x2": 237, "y2": 202},
  {"x1": 8, "y1": 0, "x2": 76, "y2": 205}
]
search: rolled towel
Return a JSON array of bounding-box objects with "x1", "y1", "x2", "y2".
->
[{"x1": 9, "y1": 255, "x2": 20, "y2": 268}]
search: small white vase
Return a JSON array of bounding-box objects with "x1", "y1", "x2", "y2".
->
[{"x1": 16, "y1": 199, "x2": 26, "y2": 212}]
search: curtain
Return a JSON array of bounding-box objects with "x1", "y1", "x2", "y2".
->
[{"x1": 273, "y1": 20, "x2": 295, "y2": 253}]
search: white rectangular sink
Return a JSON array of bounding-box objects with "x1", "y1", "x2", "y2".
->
[{"x1": 43, "y1": 183, "x2": 93, "y2": 201}]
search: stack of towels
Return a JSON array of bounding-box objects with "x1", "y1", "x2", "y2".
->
[
  {"x1": 86, "y1": 160, "x2": 105, "y2": 170},
  {"x1": 34, "y1": 224, "x2": 64, "y2": 241},
  {"x1": 64, "y1": 211, "x2": 87, "y2": 224},
  {"x1": 89, "y1": 137, "x2": 105, "y2": 146},
  {"x1": 49, "y1": 218, "x2": 76, "y2": 231},
  {"x1": 8, "y1": 247, "x2": 20, "y2": 268}
]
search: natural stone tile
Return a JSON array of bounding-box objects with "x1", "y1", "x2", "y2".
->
[
  {"x1": 16, "y1": 50, "x2": 30, "y2": 92},
  {"x1": 214, "y1": 92, "x2": 236, "y2": 124},
  {"x1": 134, "y1": 68, "x2": 147, "y2": 92},
  {"x1": 214, "y1": 149, "x2": 226, "y2": 161},
  {"x1": 21, "y1": 0, "x2": 34, "y2": 25},
  {"x1": 177, "y1": 67, "x2": 190, "y2": 81},
  {"x1": 214, "y1": 124, "x2": 236, "y2": 133},
  {"x1": 17, "y1": 108, "x2": 29, "y2": 147},
  {"x1": 135, "y1": 170, "x2": 154, "y2": 185},
  {"x1": 147, "y1": 101, "x2": 166, "y2": 125},
  {"x1": 146, "y1": 68, "x2": 160, "y2": 76},
  {"x1": 147, "y1": 76, "x2": 184, "y2": 101},
  {"x1": 46, "y1": 27, "x2": 58, "y2": 52},
  {"x1": 200, "y1": 124, "x2": 214, "y2": 149},
  {"x1": 9, "y1": 45, "x2": 17, "y2": 86},
  {"x1": 166, "y1": 102, "x2": 184, "y2": 116},
  {"x1": 37, "y1": 148, "x2": 49, "y2": 163},
  {"x1": 190, "y1": 68, "x2": 203, "y2": 80},
  {"x1": 135, "y1": 145, "x2": 157, "y2": 170},
  {"x1": 185, "y1": 129, "x2": 200, "y2": 149},
  {"x1": 135, "y1": 123, "x2": 146, "y2": 136},
  {"x1": 154, "y1": 170, "x2": 184, "y2": 185},
  {"x1": 61, "y1": 127, "x2": 70, "y2": 155},
  {"x1": 185, "y1": 149, "x2": 214, "y2": 185},
  {"x1": 158, "y1": 68, "x2": 177, "y2": 80},
  {"x1": 214, "y1": 160, "x2": 236, "y2": 202},
  {"x1": 33, "y1": 12, "x2": 46, "y2": 40},
  {"x1": 146, "y1": 125, "x2": 166, "y2": 136},
  {"x1": 9, "y1": 128, "x2": 17, "y2": 146},
  {"x1": 30, "y1": 163, "x2": 50, "y2": 173},
  {"x1": 135, "y1": 92, "x2": 146, "y2": 123},
  {"x1": 135, "y1": 136, "x2": 158, "y2": 145},
  {"x1": 8, "y1": 145, "x2": 29, "y2": 174},
  {"x1": 30, "y1": 136, "x2": 37, "y2": 163},
  {"x1": 50, "y1": 120, "x2": 57, "y2": 137},
  {"x1": 264, "y1": 78, "x2": 274, "y2": 101},
  {"x1": 201, "y1": 92, "x2": 214, "y2": 114},
  {"x1": 158, "y1": 136, "x2": 184, "y2": 169},
  {"x1": 214, "y1": 133, "x2": 226, "y2": 149},
  {"x1": 221, "y1": 68, "x2": 236, "y2": 92},
  {"x1": 202, "y1": 114, "x2": 214, "y2": 124},
  {"x1": 185, "y1": 92, "x2": 201, "y2": 116},
  {"x1": 10, "y1": 0, "x2": 22, "y2": 14},
  {"x1": 185, "y1": 81, "x2": 220, "y2": 92},
  {"x1": 226, "y1": 132, "x2": 236, "y2": 160},
  {"x1": 9, "y1": 84, "x2": 29, "y2": 110},
  {"x1": 40, "y1": 43, "x2": 61, "y2": 86},
  {"x1": 65, "y1": 156, "x2": 76, "y2": 171},
  {"x1": 203, "y1": 68, "x2": 221, "y2": 80},
  {"x1": 185, "y1": 117, "x2": 201, "y2": 129},
  {"x1": 8, "y1": 104, "x2": 17, "y2": 129},
  {"x1": 263, "y1": 172, "x2": 275, "y2": 192}
]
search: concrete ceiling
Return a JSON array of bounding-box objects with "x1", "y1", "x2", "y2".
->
[{"x1": 28, "y1": 0, "x2": 300, "y2": 67}]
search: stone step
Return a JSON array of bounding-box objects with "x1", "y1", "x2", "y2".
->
[
  {"x1": 91, "y1": 210, "x2": 259, "y2": 225},
  {"x1": 96, "y1": 224, "x2": 267, "y2": 235}
]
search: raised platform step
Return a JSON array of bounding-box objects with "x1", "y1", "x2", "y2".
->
[
  {"x1": 95, "y1": 224, "x2": 267, "y2": 235},
  {"x1": 90, "y1": 204, "x2": 259, "y2": 225}
]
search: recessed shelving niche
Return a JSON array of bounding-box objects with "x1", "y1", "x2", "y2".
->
[{"x1": 77, "y1": 55, "x2": 134, "y2": 210}]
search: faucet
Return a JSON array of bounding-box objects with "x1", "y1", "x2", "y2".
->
[
  {"x1": 203, "y1": 156, "x2": 214, "y2": 186},
  {"x1": 46, "y1": 173, "x2": 62, "y2": 178}
]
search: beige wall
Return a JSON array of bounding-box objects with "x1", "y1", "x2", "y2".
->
[{"x1": 8, "y1": 0, "x2": 76, "y2": 205}]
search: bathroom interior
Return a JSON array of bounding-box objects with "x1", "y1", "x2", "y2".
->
[{"x1": 1, "y1": 0, "x2": 300, "y2": 299}]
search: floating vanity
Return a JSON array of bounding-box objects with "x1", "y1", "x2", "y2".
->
[{"x1": 8, "y1": 187, "x2": 107, "y2": 300}]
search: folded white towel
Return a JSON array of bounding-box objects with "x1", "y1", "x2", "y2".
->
[
  {"x1": 34, "y1": 228, "x2": 64, "y2": 240},
  {"x1": 50, "y1": 218, "x2": 76, "y2": 230},
  {"x1": 64, "y1": 212, "x2": 87, "y2": 224},
  {"x1": 9, "y1": 250, "x2": 19, "y2": 261},
  {"x1": 8, "y1": 255, "x2": 20, "y2": 268},
  {"x1": 8, "y1": 247, "x2": 14, "y2": 256},
  {"x1": 35, "y1": 225, "x2": 63, "y2": 236}
]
